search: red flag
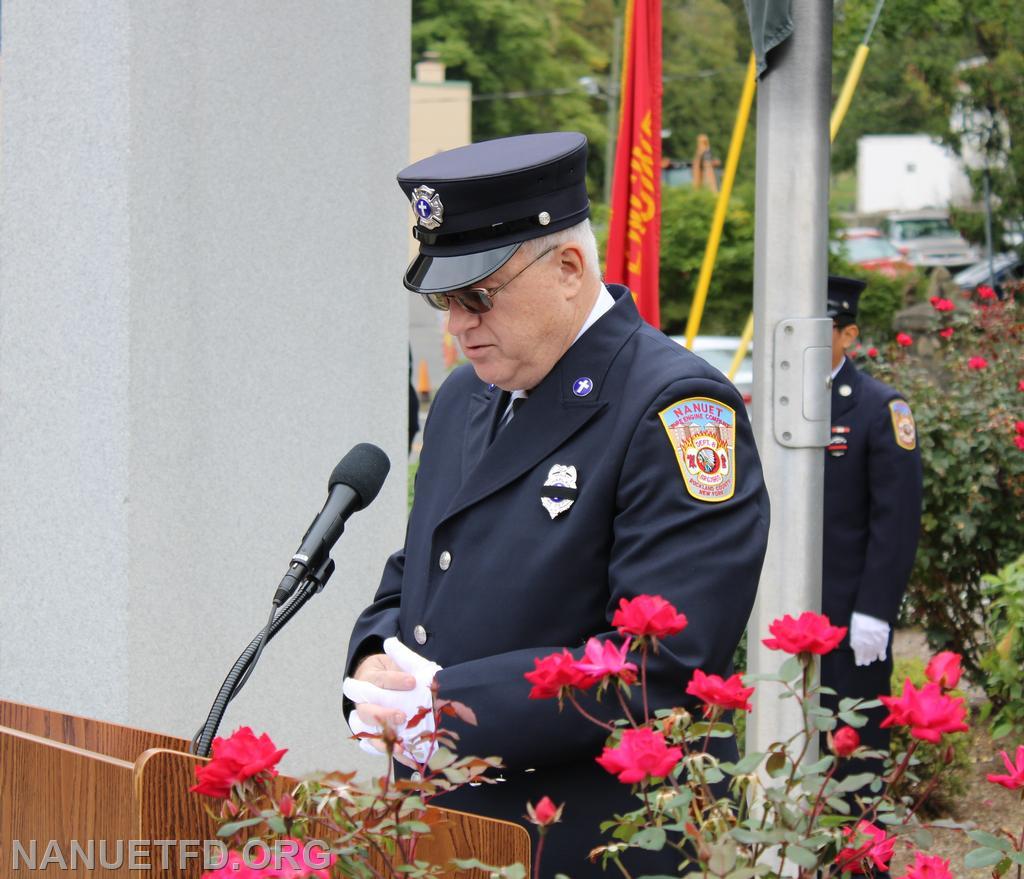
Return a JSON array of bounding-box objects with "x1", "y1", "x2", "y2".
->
[{"x1": 605, "y1": 0, "x2": 663, "y2": 327}]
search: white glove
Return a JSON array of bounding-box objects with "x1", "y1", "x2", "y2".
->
[
  {"x1": 343, "y1": 637, "x2": 442, "y2": 762},
  {"x1": 849, "y1": 612, "x2": 890, "y2": 666}
]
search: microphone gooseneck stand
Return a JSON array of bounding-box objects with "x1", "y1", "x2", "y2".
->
[{"x1": 191, "y1": 556, "x2": 335, "y2": 757}]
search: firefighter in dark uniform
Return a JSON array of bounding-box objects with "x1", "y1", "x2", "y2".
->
[
  {"x1": 342, "y1": 132, "x2": 770, "y2": 877},
  {"x1": 820, "y1": 276, "x2": 923, "y2": 781}
]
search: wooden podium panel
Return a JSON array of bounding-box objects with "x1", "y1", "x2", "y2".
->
[{"x1": 0, "y1": 700, "x2": 529, "y2": 877}]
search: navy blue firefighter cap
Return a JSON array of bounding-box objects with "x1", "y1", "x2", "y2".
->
[
  {"x1": 827, "y1": 275, "x2": 867, "y2": 326},
  {"x1": 398, "y1": 131, "x2": 590, "y2": 294}
]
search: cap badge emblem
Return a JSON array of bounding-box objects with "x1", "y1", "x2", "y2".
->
[
  {"x1": 572, "y1": 377, "x2": 593, "y2": 397},
  {"x1": 540, "y1": 465, "x2": 578, "y2": 520},
  {"x1": 411, "y1": 185, "x2": 444, "y2": 230}
]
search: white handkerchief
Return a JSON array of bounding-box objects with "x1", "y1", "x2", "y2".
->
[{"x1": 342, "y1": 638, "x2": 442, "y2": 762}]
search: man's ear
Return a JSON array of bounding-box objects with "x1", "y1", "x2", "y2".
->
[
  {"x1": 555, "y1": 242, "x2": 585, "y2": 296},
  {"x1": 843, "y1": 323, "x2": 860, "y2": 350}
]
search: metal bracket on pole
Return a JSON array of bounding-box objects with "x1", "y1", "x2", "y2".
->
[{"x1": 772, "y1": 318, "x2": 832, "y2": 448}]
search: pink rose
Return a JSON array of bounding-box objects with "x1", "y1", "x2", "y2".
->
[
  {"x1": 831, "y1": 726, "x2": 861, "y2": 758},
  {"x1": 925, "y1": 651, "x2": 962, "y2": 690},
  {"x1": 191, "y1": 727, "x2": 287, "y2": 799},
  {"x1": 968, "y1": 355, "x2": 988, "y2": 370},
  {"x1": 1016, "y1": 435, "x2": 1024, "y2": 451},
  {"x1": 880, "y1": 679, "x2": 969, "y2": 744},
  {"x1": 835, "y1": 821, "x2": 896, "y2": 874},
  {"x1": 977, "y1": 285, "x2": 997, "y2": 300},
  {"x1": 596, "y1": 727, "x2": 683, "y2": 783},
  {"x1": 929, "y1": 296, "x2": 955, "y2": 312},
  {"x1": 525, "y1": 649, "x2": 597, "y2": 699},
  {"x1": 1015, "y1": 420, "x2": 1024, "y2": 435},
  {"x1": 612, "y1": 594, "x2": 688, "y2": 639},
  {"x1": 867, "y1": 347, "x2": 878, "y2": 358},
  {"x1": 938, "y1": 327, "x2": 954, "y2": 339},
  {"x1": 763, "y1": 611, "x2": 847, "y2": 656},
  {"x1": 986, "y1": 744, "x2": 1024, "y2": 790},
  {"x1": 573, "y1": 637, "x2": 638, "y2": 685},
  {"x1": 526, "y1": 795, "x2": 563, "y2": 827},
  {"x1": 896, "y1": 851, "x2": 953, "y2": 879},
  {"x1": 685, "y1": 669, "x2": 754, "y2": 714},
  {"x1": 896, "y1": 332, "x2": 913, "y2": 347}
]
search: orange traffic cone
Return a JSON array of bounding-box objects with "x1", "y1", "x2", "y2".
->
[{"x1": 417, "y1": 359, "x2": 432, "y2": 403}]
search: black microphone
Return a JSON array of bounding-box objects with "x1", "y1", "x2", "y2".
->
[{"x1": 273, "y1": 443, "x2": 391, "y2": 605}]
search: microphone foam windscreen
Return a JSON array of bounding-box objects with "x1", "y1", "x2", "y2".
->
[{"x1": 329, "y1": 443, "x2": 391, "y2": 509}]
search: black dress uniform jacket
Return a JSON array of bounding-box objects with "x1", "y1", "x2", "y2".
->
[
  {"x1": 821, "y1": 357, "x2": 922, "y2": 758},
  {"x1": 347, "y1": 286, "x2": 770, "y2": 876}
]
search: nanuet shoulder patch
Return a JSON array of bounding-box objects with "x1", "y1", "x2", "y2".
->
[
  {"x1": 889, "y1": 399, "x2": 917, "y2": 450},
  {"x1": 659, "y1": 397, "x2": 736, "y2": 502}
]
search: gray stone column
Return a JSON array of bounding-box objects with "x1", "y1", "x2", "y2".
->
[{"x1": 0, "y1": 1, "x2": 411, "y2": 775}]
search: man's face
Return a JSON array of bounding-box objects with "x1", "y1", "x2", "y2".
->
[
  {"x1": 832, "y1": 321, "x2": 859, "y2": 369},
  {"x1": 445, "y1": 244, "x2": 585, "y2": 390}
]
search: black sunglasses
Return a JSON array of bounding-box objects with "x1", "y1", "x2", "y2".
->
[{"x1": 421, "y1": 245, "x2": 557, "y2": 315}]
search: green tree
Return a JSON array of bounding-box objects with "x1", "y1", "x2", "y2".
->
[{"x1": 412, "y1": 0, "x2": 609, "y2": 187}]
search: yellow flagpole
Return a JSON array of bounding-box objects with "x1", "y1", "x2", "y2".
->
[
  {"x1": 683, "y1": 51, "x2": 757, "y2": 349},
  {"x1": 727, "y1": 312, "x2": 755, "y2": 381}
]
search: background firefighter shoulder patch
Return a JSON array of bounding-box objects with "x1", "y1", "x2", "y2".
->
[
  {"x1": 658, "y1": 397, "x2": 736, "y2": 502},
  {"x1": 889, "y1": 399, "x2": 917, "y2": 450}
]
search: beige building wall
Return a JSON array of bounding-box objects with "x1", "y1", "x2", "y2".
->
[{"x1": 407, "y1": 55, "x2": 472, "y2": 404}]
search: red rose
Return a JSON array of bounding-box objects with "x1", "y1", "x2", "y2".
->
[
  {"x1": 880, "y1": 679, "x2": 969, "y2": 744},
  {"x1": 896, "y1": 851, "x2": 953, "y2": 879},
  {"x1": 831, "y1": 726, "x2": 861, "y2": 758},
  {"x1": 762, "y1": 611, "x2": 847, "y2": 656},
  {"x1": 867, "y1": 347, "x2": 878, "y2": 358},
  {"x1": 896, "y1": 332, "x2": 913, "y2": 347},
  {"x1": 525, "y1": 649, "x2": 597, "y2": 699},
  {"x1": 573, "y1": 637, "x2": 638, "y2": 685},
  {"x1": 685, "y1": 668, "x2": 754, "y2": 714},
  {"x1": 925, "y1": 651, "x2": 962, "y2": 690},
  {"x1": 1016, "y1": 421, "x2": 1024, "y2": 435},
  {"x1": 968, "y1": 355, "x2": 988, "y2": 370},
  {"x1": 526, "y1": 795, "x2": 563, "y2": 827},
  {"x1": 986, "y1": 744, "x2": 1024, "y2": 790},
  {"x1": 929, "y1": 296, "x2": 955, "y2": 312},
  {"x1": 1016, "y1": 435, "x2": 1024, "y2": 451},
  {"x1": 201, "y1": 851, "x2": 265, "y2": 879},
  {"x1": 191, "y1": 727, "x2": 287, "y2": 799},
  {"x1": 1019, "y1": 380, "x2": 1024, "y2": 392},
  {"x1": 938, "y1": 327, "x2": 954, "y2": 339},
  {"x1": 835, "y1": 821, "x2": 896, "y2": 874},
  {"x1": 596, "y1": 727, "x2": 683, "y2": 784},
  {"x1": 977, "y1": 284, "x2": 997, "y2": 300},
  {"x1": 270, "y1": 839, "x2": 336, "y2": 879},
  {"x1": 612, "y1": 594, "x2": 688, "y2": 639}
]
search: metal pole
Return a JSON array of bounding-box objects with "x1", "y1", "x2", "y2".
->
[
  {"x1": 684, "y1": 52, "x2": 758, "y2": 348},
  {"x1": 746, "y1": 0, "x2": 834, "y2": 762},
  {"x1": 603, "y1": 14, "x2": 624, "y2": 205},
  {"x1": 983, "y1": 162, "x2": 995, "y2": 290}
]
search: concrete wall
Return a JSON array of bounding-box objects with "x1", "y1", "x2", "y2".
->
[{"x1": 0, "y1": 1, "x2": 410, "y2": 777}]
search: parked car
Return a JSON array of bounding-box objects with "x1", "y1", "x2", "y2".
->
[
  {"x1": 831, "y1": 227, "x2": 915, "y2": 278},
  {"x1": 882, "y1": 209, "x2": 979, "y2": 271},
  {"x1": 952, "y1": 252, "x2": 1022, "y2": 295},
  {"x1": 670, "y1": 335, "x2": 753, "y2": 406}
]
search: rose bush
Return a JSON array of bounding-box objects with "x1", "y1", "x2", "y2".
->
[
  {"x1": 862, "y1": 284, "x2": 1024, "y2": 681},
  {"x1": 193, "y1": 594, "x2": 1024, "y2": 878}
]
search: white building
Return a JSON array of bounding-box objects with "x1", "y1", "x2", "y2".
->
[{"x1": 856, "y1": 134, "x2": 973, "y2": 214}]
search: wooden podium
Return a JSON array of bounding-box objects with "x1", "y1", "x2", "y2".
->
[{"x1": 0, "y1": 700, "x2": 529, "y2": 877}]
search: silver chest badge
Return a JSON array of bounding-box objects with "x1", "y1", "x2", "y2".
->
[
  {"x1": 541, "y1": 465, "x2": 578, "y2": 520},
  {"x1": 411, "y1": 185, "x2": 444, "y2": 230}
]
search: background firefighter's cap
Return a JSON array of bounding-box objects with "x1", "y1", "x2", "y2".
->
[
  {"x1": 827, "y1": 275, "x2": 867, "y2": 326},
  {"x1": 398, "y1": 131, "x2": 590, "y2": 294}
]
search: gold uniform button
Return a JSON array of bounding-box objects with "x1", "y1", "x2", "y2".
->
[
  {"x1": 438, "y1": 550, "x2": 452, "y2": 571},
  {"x1": 413, "y1": 625, "x2": 428, "y2": 645}
]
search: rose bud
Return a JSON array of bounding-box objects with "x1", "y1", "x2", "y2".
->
[
  {"x1": 943, "y1": 744, "x2": 956, "y2": 765},
  {"x1": 831, "y1": 726, "x2": 861, "y2": 758},
  {"x1": 279, "y1": 794, "x2": 296, "y2": 818},
  {"x1": 526, "y1": 796, "x2": 563, "y2": 828}
]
